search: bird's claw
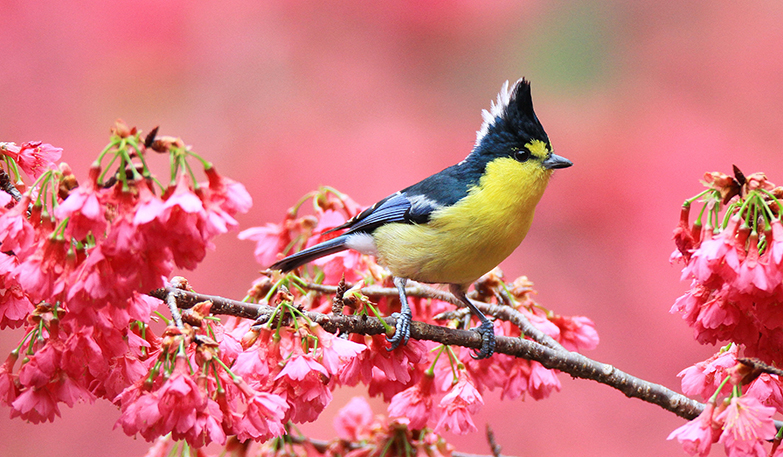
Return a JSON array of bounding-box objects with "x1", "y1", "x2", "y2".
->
[
  {"x1": 470, "y1": 319, "x2": 496, "y2": 360},
  {"x1": 387, "y1": 311, "x2": 411, "y2": 351}
]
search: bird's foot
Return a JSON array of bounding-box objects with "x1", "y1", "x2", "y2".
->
[
  {"x1": 386, "y1": 310, "x2": 412, "y2": 351},
  {"x1": 470, "y1": 319, "x2": 496, "y2": 360}
]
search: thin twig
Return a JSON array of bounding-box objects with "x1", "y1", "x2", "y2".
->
[
  {"x1": 494, "y1": 287, "x2": 566, "y2": 352},
  {"x1": 165, "y1": 291, "x2": 184, "y2": 329},
  {"x1": 486, "y1": 424, "x2": 502, "y2": 457}
]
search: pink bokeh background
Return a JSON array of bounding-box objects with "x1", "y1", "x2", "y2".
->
[{"x1": 2, "y1": 1, "x2": 783, "y2": 456}]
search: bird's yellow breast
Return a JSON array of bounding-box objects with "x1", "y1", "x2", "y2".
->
[{"x1": 372, "y1": 156, "x2": 553, "y2": 286}]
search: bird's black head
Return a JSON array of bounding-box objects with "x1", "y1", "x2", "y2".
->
[{"x1": 473, "y1": 78, "x2": 551, "y2": 155}]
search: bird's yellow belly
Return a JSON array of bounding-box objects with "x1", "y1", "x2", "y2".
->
[{"x1": 373, "y1": 193, "x2": 539, "y2": 285}]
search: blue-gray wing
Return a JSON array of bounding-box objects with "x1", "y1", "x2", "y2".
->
[{"x1": 327, "y1": 191, "x2": 439, "y2": 235}]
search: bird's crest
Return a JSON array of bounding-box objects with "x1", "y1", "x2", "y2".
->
[{"x1": 474, "y1": 78, "x2": 549, "y2": 148}]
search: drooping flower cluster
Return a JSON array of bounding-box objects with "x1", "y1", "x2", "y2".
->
[
  {"x1": 0, "y1": 122, "x2": 252, "y2": 428},
  {"x1": 141, "y1": 396, "x2": 455, "y2": 457},
  {"x1": 330, "y1": 396, "x2": 454, "y2": 457},
  {"x1": 668, "y1": 345, "x2": 780, "y2": 457},
  {"x1": 115, "y1": 287, "x2": 375, "y2": 447},
  {"x1": 116, "y1": 301, "x2": 336, "y2": 446},
  {"x1": 672, "y1": 169, "x2": 783, "y2": 362},
  {"x1": 670, "y1": 168, "x2": 783, "y2": 456}
]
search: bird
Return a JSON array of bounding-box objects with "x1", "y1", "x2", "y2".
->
[{"x1": 270, "y1": 78, "x2": 572, "y2": 359}]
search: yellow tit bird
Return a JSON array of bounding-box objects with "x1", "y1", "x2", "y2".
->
[{"x1": 271, "y1": 78, "x2": 571, "y2": 359}]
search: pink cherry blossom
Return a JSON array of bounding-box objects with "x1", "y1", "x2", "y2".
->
[
  {"x1": 274, "y1": 353, "x2": 333, "y2": 423},
  {"x1": 678, "y1": 346, "x2": 737, "y2": 400},
  {"x1": 334, "y1": 396, "x2": 374, "y2": 441},
  {"x1": 313, "y1": 250, "x2": 367, "y2": 284},
  {"x1": 362, "y1": 336, "x2": 427, "y2": 401},
  {"x1": 231, "y1": 349, "x2": 271, "y2": 387},
  {"x1": 500, "y1": 358, "x2": 531, "y2": 401},
  {"x1": 744, "y1": 373, "x2": 783, "y2": 414},
  {"x1": 235, "y1": 391, "x2": 287, "y2": 442},
  {"x1": 132, "y1": 184, "x2": 167, "y2": 226},
  {"x1": 116, "y1": 356, "x2": 226, "y2": 447},
  {"x1": 435, "y1": 375, "x2": 483, "y2": 435},
  {"x1": 733, "y1": 231, "x2": 775, "y2": 294},
  {"x1": 100, "y1": 355, "x2": 148, "y2": 402},
  {"x1": 116, "y1": 388, "x2": 164, "y2": 441},
  {"x1": 0, "y1": 285, "x2": 33, "y2": 329},
  {"x1": 462, "y1": 347, "x2": 514, "y2": 393},
  {"x1": 312, "y1": 325, "x2": 367, "y2": 376},
  {"x1": 550, "y1": 314, "x2": 599, "y2": 352},
  {"x1": 54, "y1": 165, "x2": 106, "y2": 240},
  {"x1": 203, "y1": 166, "x2": 252, "y2": 215},
  {"x1": 13, "y1": 236, "x2": 70, "y2": 303},
  {"x1": 18, "y1": 343, "x2": 59, "y2": 389},
  {"x1": 159, "y1": 176, "x2": 209, "y2": 270},
  {"x1": 0, "y1": 197, "x2": 36, "y2": 256},
  {"x1": 667, "y1": 401, "x2": 720, "y2": 457},
  {"x1": 388, "y1": 374, "x2": 435, "y2": 430},
  {"x1": 238, "y1": 222, "x2": 291, "y2": 268},
  {"x1": 528, "y1": 361, "x2": 561, "y2": 400},
  {"x1": 683, "y1": 216, "x2": 743, "y2": 287},
  {"x1": 673, "y1": 204, "x2": 698, "y2": 262},
  {"x1": 716, "y1": 396, "x2": 776, "y2": 456},
  {"x1": 0, "y1": 353, "x2": 20, "y2": 405},
  {"x1": 10, "y1": 386, "x2": 61, "y2": 423},
  {"x1": 6, "y1": 141, "x2": 62, "y2": 179}
]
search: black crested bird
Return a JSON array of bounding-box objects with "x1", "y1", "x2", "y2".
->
[{"x1": 271, "y1": 78, "x2": 572, "y2": 358}]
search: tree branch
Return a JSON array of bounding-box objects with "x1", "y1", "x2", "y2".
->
[
  {"x1": 302, "y1": 282, "x2": 566, "y2": 351},
  {"x1": 149, "y1": 285, "x2": 705, "y2": 422}
]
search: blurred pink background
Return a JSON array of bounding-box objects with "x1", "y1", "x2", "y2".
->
[{"x1": 2, "y1": 1, "x2": 783, "y2": 456}]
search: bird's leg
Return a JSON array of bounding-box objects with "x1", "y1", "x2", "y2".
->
[
  {"x1": 387, "y1": 276, "x2": 412, "y2": 351},
  {"x1": 450, "y1": 284, "x2": 495, "y2": 359}
]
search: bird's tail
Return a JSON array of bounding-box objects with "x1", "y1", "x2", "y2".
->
[{"x1": 269, "y1": 234, "x2": 349, "y2": 272}]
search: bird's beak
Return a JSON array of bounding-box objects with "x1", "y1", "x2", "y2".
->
[{"x1": 543, "y1": 153, "x2": 573, "y2": 170}]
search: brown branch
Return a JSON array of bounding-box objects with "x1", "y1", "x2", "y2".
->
[
  {"x1": 149, "y1": 286, "x2": 705, "y2": 421},
  {"x1": 303, "y1": 282, "x2": 565, "y2": 351},
  {"x1": 0, "y1": 169, "x2": 23, "y2": 203}
]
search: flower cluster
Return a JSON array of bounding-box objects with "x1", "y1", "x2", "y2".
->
[
  {"x1": 670, "y1": 168, "x2": 783, "y2": 456},
  {"x1": 139, "y1": 396, "x2": 454, "y2": 457},
  {"x1": 671, "y1": 169, "x2": 783, "y2": 361},
  {"x1": 668, "y1": 345, "x2": 781, "y2": 456},
  {"x1": 0, "y1": 122, "x2": 251, "y2": 427},
  {"x1": 238, "y1": 186, "x2": 369, "y2": 285},
  {"x1": 330, "y1": 396, "x2": 454, "y2": 457}
]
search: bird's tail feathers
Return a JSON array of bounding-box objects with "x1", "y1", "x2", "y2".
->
[{"x1": 269, "y1": 235, "x2": 349, "y2": 272}]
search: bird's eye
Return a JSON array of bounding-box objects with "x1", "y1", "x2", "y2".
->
[{"x1": 512, "y1": 148, "x2": 531, "y2": 162}]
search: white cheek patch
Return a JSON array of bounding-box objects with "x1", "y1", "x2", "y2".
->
[{"x1": 345, "y1": 232, "x2": 378, "y2": 256}]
